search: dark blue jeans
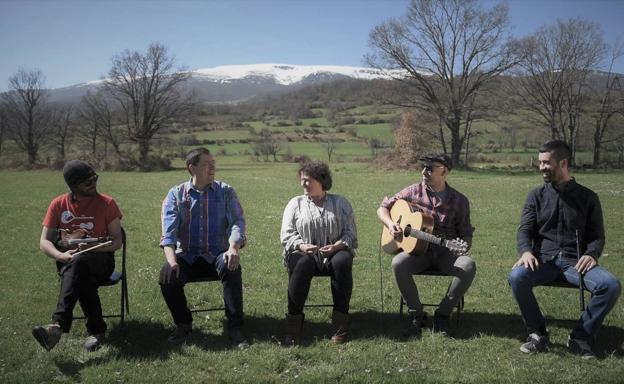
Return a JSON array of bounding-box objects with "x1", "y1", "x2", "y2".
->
[
  {"x1": 508, "y1": 255, "x2": 621, "y2": 340},
  {"x1": 159, "y1": 254, "x2": 244, "y2": 329}
]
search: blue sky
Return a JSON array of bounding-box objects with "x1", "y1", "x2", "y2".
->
[{"x1": 1, "y1": 0, "x2": 623, "y2": 91}]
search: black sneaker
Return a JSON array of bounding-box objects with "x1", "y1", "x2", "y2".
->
[
  {"x1": 520, "y1": 333, "x2": 549, "y2": 353},
  {"x1": 404, "y1": 311, "x2": 427, "y2": 338},
  {"x1": 32, "y1": 324, "x2": 62, "y2": 352},
  {"x1": 567, "y1": 336, "x2": 596, "y2": 359},
  {"x1": 167, "y1": 323, "x2": 191, "y2": 343},
  {"x1": 433, "y1": 313, "x2": 451, "y2": 337},
  {"x1": 229, "y1": 327, "x2": 250, "y2": 350}
]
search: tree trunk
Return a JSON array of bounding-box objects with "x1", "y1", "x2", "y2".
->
[
  {"x1": 593, "y1": 124, "x2": 602, "y2": 167},
  {"x1": 27, "y1": 146, "x2": 37, "y2": 165},
  {"x1": 448, "y1": 118, "x2": 462, "y2": 169},
  {"x1": 138, "y1": 138, "x2": 150, "y2": 164},
  {"x1": 58, "y1": 142, "x2": 65, "y2": 159}
]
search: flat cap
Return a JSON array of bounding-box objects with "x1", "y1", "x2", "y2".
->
[{"x1": 419, "y1": 153, "x2": 452, "y2": 170}]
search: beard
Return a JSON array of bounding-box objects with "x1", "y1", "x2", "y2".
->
[{"x1": 542, "y1": 171, "x2": 552, "y2": 183}]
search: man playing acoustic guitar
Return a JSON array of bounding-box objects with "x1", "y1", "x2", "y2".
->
[
  {"x1": 377, "y1": 153, "x2": 475, "y2": 337},
  {"x1": 32, "y1": 160, "x2": 123, "y2": 352}
]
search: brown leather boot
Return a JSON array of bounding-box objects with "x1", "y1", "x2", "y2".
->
[
  {"x1": 283, "y1": 313, "x2": 304, "y2": 347},
  {"x1": 330, "y1": 310, "x2": 349, "y2": 344}
]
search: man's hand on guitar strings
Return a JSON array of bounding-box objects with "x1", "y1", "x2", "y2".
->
[{"x1": 389, "y1": 223, "x2": 403, "y2": 239}]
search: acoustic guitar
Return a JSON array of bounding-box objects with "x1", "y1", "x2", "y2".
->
[{"x1": 380, "y1": 199, "x2": 468, "y2": 256}]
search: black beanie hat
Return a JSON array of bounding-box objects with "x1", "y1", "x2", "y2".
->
[{"x1": 63, "y1": 160, "x2": 96, "y2": 187}]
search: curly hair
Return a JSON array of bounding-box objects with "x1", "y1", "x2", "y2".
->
[{"x1": 298, "y1": 160, "x2": 332, "y2": 191}]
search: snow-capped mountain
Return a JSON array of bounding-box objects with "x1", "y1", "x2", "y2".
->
[
  {"x1": 48, "y1": 63, "x2": 404, "y2": 104},
  {"x1": 192, "y1": 63, "x2": 403, "y2": 85}
]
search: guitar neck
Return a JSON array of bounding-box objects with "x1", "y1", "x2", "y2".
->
[{"x1": 405, "y1": 228, "x2": 445, "y2": 247}]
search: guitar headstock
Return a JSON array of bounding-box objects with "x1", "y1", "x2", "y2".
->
[{"x1": 445, "y1": 238, "x2": 468, "y2": 255}]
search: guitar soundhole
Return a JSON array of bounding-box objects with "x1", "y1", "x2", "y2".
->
[{"x1": 403, "y1": 225, "x2": 412, "y2": 237}]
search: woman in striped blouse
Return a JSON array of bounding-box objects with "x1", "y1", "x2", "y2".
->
[{"x1": 280, "y1": 160, "x2": 358, "y2": 346}]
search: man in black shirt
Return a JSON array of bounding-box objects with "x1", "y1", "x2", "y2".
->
[{"x1": 508, "y1": 140, "x2": 621, "y2": 359}]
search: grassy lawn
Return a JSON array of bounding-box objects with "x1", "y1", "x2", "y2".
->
[{"x1": 1, "y1": 164, "x2": 623, "y2": 383}]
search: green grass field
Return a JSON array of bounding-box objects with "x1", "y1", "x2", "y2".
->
[{"x1": 1, "y1": 164, "x2": 623, "y2": 383}]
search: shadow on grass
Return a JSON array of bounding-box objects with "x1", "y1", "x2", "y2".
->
[
  {"x1": 52, "y1": 309, "x2": 622, "y2": 373},
  {"x1": 104, "y1": 319, "x2": 227, "y2": 358}
]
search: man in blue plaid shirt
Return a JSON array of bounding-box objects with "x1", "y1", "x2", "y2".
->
[{"x1": 159, "y1": 147, "x2": 248, "y2": 349}]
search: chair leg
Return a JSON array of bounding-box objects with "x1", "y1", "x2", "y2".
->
[
  {"x1": 455, "y1": 295, "x2": 464, "y2": 325},
  {"x1": 120, "y1": 281, "x2": 125, "y2": 327},
  {"x1": 124, "y1": 276, "x2": 130, "y2": 315},
  {"x1": 120, "y1": 276, "x2": 128, "y2": 327}
]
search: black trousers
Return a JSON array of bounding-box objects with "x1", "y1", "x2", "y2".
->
[
  {"x1": 286, "y1": 250, "x2": 353, "y2": 315},
  {"x1": 53, "y1": 252, "x2": 114, "y2": 334},
  {"x1": 159, "y1": 256, "x2": 244, "y2": 329}
]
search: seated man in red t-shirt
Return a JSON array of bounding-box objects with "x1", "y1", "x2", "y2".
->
[{"x1": 32, "y1": 160, "x2": 123, "y2": 352}]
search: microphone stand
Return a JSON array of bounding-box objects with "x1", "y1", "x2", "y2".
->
[{"x1": 575, "y1": 230, "x2": 585, "y2": 312}]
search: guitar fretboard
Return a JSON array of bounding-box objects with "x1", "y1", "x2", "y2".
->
[{"x1": 405, "y1": 228, "x2": 444, "y2": 247}]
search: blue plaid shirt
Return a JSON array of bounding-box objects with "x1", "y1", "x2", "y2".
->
[{"x1": 160, "y1": 179, "x2": 246, "y2": 264}]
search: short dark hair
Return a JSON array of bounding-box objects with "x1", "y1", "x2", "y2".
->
[
  {"x1": 185, "y1": 147, "x2": 211, "y2": 174},
  {"x1": 539, "y1": 140, "x2": 571, "y2": 164},
  {"x1": 298, "y1": 160, "x2": 332, "y2": 191}
]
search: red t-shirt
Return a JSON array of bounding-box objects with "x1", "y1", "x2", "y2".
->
[{"x1": 42, "y1": 192, "x2": 123, "y2": 237}]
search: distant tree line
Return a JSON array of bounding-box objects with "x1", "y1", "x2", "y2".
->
[
  {"x1": 367, "y1": 0, "x2": 624, "y2": 168},
  {"x1": 0, "y1": 43, "x2": 195, "y2": 170},
  {"x1": 1, "y1": 1, "x2": 623, "y2": 170}
]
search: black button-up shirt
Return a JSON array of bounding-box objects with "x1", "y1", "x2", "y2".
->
[{"x1": 517, "y1": 178, "x2": 604, "y2": 261}]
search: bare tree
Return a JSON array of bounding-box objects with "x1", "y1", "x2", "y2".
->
[
  {"x1": 253, "y1": 128, "x2": 281, "y2": 161},
  {"x1": 513, "y1": 19, "x2": 606, "y2": 164},
  {"x1": 104, "y1": 43, "x2": 193, "y2": 165},
  {"x1": 0, "y1": 104, "x2": 6, "y2": 157},
  {"x1": 78, "y1": 92, "x2": 101, "y2": 156},
  {"x1": 80, "y1": 90, "x2": 122, "y2": 157},
  {"x1": 368, "y1": 138, "x2": 382, "y2": 158},
  {"x1": 367, "y1": 0, "x2": 518, "y2": 167},
  {"x1": 502, "y1": 126, "x2": 518, "y2": 152},
  {"x1": 591, "y1": 39, "x2": 624, "y2": 166},
  {"x1": 1, "y1": 69, "x2": 51, "y2": 165},
  {"x1": 324, "y1": 136, "x2": 340, "y2": 162},
  {"x1": 50, "y1": 104, "x2": 73, "y2": 159}
]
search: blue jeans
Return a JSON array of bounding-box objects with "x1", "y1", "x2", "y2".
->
[
  {"x1": 159, "y1": 253, "x2": 244, "y2": 329},
  {"x1": 508, "y1": 255, "x2": 621, "y2": 340}
]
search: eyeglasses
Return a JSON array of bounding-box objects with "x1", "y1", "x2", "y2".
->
[
  {"x1": 80, "y1": 174, "x2": 99, "y2": 187},
  {"x1": 421, "y1": 164, "x2": 445, "y2": 173}
]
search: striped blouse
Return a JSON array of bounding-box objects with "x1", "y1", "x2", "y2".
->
[{"x1": 280, "y1": 193, "x2": 357, "y2": 262}]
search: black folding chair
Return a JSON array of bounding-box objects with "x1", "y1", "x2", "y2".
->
[
  {"x1": 186, "y1": 275, "x2": 226, "y2": 314},
  {"x1": 75, "y1": 227, "x2": 129, "y2": 326},
  {"x1": 303, "y1": 270, "x2": 334, "y2": 309},
  {"x1": 539, "y1": 273, "x2": 587, "y2": 312},
  {"x1": 399, "y1": 266, "x2": 465, "y2": 324}
]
